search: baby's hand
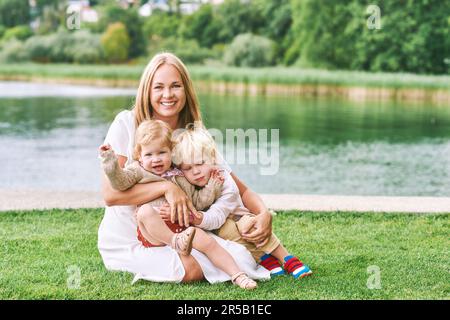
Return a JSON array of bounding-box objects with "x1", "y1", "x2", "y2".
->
[
  {"x1": 190, "y1": 210, "x2": 203, "y2": 225},
  {"x1": 209, "y1": 169, "x2": 225, "y2": 186},
  {"x1": 159, "y1": 203, "x2": 171, "y2": 222},
  {"x1": 98, "y1": 143, "x2": 115, "y2": 161},
  {"x1": 99, "y1": 143, "x2": 111, "y2": 152}
]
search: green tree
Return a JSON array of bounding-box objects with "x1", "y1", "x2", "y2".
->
[
  {"x1": 98, "y1": 5, "x2": 145, "y2": 58},
  {"x1": 2, "y1": 25, "x2": 33, "y2": 41},
  {"x1": 178, "y1": 4, "x2": 224, "y2": 48},
  {"x1": 101, "y1": 22, "x2": 130, "y2": 63},
  {"x1": 0, "y1": 0, "x2": 30, "y2": 27},
  {"x1": 254, "y1": 0, "x2": 292, "y2": 64},
  {"x1": 289, "y1": 0, "x2": 450, "y2": 74},
  {"x1": 216, "y1": 0, "x2": 265, "y2": 43},
  {"x1": 36, "y1": 3, "x2": 66, "y2": 35},
  {"x1": 143, "y1": 12, "x2": 180, "y2": 39},
  {"x1": 224, "y1": 33, "x2": 275, "y2": 67}
]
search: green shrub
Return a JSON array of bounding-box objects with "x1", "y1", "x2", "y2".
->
[
  {"x1": 98, "y1": 5, "x2": 145, "y2": 58},
  {"x1": 69, "y1": 31, "x2": 103, "y2": 64},
  {"x1": 23, "y1": 34, "x2": 53, "y2": 62},
  {"x1": 0, "y1": 25, "x2": 5, "y2": 39},
  {"x1": 147, "y1": 37, "x2": 216, "y2": 64},
  {"x1": 0, "y1": 0, "x2": 30, "y2": 28},
  {"x1": 143, "y1": 12, "x2": 180, "y2": 39},
  {"x1": 223, "y1": 33, "x2": 275, "y2": 67},
  {"x1": 0, "y1": 38, "x2": 29, "y2": 62},
  {"x1": 101, "y1": 22, "x2": 130, "y2": 63},
  {"x1": 20, "y1": 30, "x2": 103, "y2": 63},
  {"x1": 2, "y1": 25, "x2": 33, "y2": 41},
  {"x1": 48, "y1": 30, "x2": 74, "y2": 62}
]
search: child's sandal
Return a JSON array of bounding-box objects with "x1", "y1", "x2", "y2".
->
[
  {"x1": 171, "y1": 227, "x2": 196, "y2": 256},
  {"x1": 231, "y1": 272, "x2": 257, "y2": 290}
]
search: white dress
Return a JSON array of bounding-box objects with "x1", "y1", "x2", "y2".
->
[{"x1": 97, "y1": 110, "x2": 270, "y2": 284}]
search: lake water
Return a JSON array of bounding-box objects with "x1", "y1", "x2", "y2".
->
[{"x1": 1, "y1": 81, "x2": 449, "y2": 196}]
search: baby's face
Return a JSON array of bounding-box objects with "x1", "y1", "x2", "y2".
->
[
  {"x1": 180, "y1": 159, "x2": 214, "y2": 187},
  {"x1": 139, "y1": 141, "x2": 172, "y2": 175}
]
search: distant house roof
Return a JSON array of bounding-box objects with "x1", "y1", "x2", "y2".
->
[{"x1": 67, "y1": 0, "x2": 99, "y2": 23}]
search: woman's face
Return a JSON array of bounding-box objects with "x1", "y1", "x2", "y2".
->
[{"x1": 150, "y1": 64, "x2": 186, "y2": 123}]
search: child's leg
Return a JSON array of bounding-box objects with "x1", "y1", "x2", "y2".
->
[
  {"x1": 236, "y1": 215, "x2": 312, "y2": 279},
  {"x1": 192, "y1": 228, "x2": 257, "y2": 290},
  {"x1": 136, "y1": 204, "x2": 168, "y2": 246},
  {"x1": 268, "y1": 243, "x2": 313, "y2": 279},
  {"x1": 136, "y1": 204, "x2": 195, "y2": 255},
  {"x1": 269, "y1": 243, "x2": 290, "y2": 261}
]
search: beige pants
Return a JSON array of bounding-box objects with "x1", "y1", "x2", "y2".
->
[{"x1": 214, "y1": 214, "x2": 280, "y2": 263}]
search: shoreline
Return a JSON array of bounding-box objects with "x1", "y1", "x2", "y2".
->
[
  {"x1": 1, "y1": 189, "x2": 449, "y2": 214},
  {"x1": 0, "y1": 74, "x2": 449, "y2": 104}
]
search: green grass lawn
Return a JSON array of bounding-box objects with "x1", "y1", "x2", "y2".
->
[
  {"x1": 1, "y1": 63, "x2": 449, "y2": 90},
  {"x1": 0, "y1": 209, "x2": 448, "y2": 300}
]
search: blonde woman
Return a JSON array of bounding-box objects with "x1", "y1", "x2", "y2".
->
[{"x1": 98, "y1": 52, "x2": 274, "y2": 284}]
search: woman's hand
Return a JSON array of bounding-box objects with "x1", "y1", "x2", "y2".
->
[
  {"x1": 240, "y1": 211, "x2": 273, "y2": 247},
  {"x1": 164, "y1": 183, "x2": 198, "y2": 227}
]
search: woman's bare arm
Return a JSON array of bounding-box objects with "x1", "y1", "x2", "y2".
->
[
  {"x1": 230, "y1": 172, "x2": 272, "y2": 245},
  {"x1": 102, "y1": 155, "x2": 168, "y2": 206}
]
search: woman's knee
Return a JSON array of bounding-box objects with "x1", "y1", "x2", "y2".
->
[{"x1": 179, "y1": 255, "x2": 204, "y2": 283}]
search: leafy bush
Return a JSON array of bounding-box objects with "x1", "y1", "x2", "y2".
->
[
  {"x1": 143, "y1": 12, "x2": 180, "y2": 39},
  {"x1": 98, "y1": 5, "x2": 145, "y2": 58},
  {"x1": 289, "y1": 0, "x2": 450, "y2": 74},
  {"x1": 147, "y1": 37, "x2": 216, "y2": 64},
  {"x1": 18, "y1": 30, "x2": 103, "y2": 63},
  {"x1": 0, "y1": 0, "x2": 30, "y2": 28},
  {"x1": 2, "y1": 25, "x2": 33, "y2": 41},
  {"x1": 0, "y1": 38, "x2": 29, "y2": 62},
  {"x1": 178, "y1": 4, "x2": 224, "y2": 48},
  {"x1": 69, "y1": 31, "x2": 103, "y2": 64},
  {"x1": 48, "y1": 30, "x2": 74, "y2": 62},
  {"x1": 223, "y1": 33, "x2": 275, "y2": 67},
  {"x1": 23, "y1": 34, "x2": 53, "y2": 62},
  {"x1": 101, "y1": 22, "x2": 130, "y2": 63}
]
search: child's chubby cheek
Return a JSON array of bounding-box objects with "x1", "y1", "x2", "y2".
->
[{"x1": 185, "y1": 165, "x2": 213, "y2": 187}]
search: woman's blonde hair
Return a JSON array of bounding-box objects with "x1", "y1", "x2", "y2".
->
[
  {"x1": 172, "y1": 123, "x2": 217, "y2": 166},
  {"x1": 133, "y1": 52, "x2": 202, "y2": 129},
  {"x1": 133, "y1": 119, "x2": 173, "y2": 160}
]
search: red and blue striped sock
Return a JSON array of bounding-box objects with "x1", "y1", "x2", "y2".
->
[
  {"x1": 284, "y1": 255, "x2": 312, "y2": 279},
  {"x1": 260, "y1": 254, "x2": 285, "y2": 276}
]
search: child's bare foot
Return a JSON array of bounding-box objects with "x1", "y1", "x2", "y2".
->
[
  {"x1": 171, "y1": 227, "x2": 196, "y2": 256},
  {"x1": 231, "y1": 272, "x2": 257, "y2": 290}
]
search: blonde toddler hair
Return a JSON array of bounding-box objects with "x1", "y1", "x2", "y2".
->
[
  {"x1": 172, "y1": 123, "x2": 217, "y2": 166},
  {"x1": 133, "y1": 119, "x2": 173, "y2": 161}
]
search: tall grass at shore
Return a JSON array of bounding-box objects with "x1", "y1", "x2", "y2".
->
[{"x1": 0, "y1": 63, "x2": 449, "y2": 90}]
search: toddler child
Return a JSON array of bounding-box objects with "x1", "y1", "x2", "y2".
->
[
  {"x1": 170, "y1": 124, "x2": 313, "y2": 280},
  {"x1": 99, "y1": 119, "x2": 257, "y2": 290}
]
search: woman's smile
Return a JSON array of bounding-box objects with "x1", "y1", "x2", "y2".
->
[{"x1": 160, "y1": 101, "x2": 177, "y2": 107}]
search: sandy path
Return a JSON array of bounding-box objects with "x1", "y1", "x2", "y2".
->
[{"x1": 1, "y1": 189, "x2": 448, "y2": 214}]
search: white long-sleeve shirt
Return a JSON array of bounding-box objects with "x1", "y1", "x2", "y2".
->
[{"x1": 196, "y1": 171, "x2": 249, "y2": 230}]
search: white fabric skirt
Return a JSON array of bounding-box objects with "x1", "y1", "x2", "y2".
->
[{"x1": 97, "y1": 205, "x2": 271, "y2": 284}]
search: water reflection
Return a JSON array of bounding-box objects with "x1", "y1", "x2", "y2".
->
[{"x1": 1, "y1": 82, "x2": 449, "y2": 196}]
